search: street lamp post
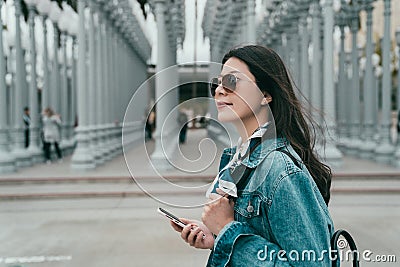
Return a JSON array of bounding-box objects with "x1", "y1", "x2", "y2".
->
[
  {"x1": 393, "y1": 28, "x2": 400, "y2": 167},
  {"x1": 48, "y1": 1, "x2": 61, "y2": 115},
  {"x1": 375, "y1": 0, "x2": 395, "y2": 163},
  {"x1": 396, "y1": 28, "x2": 400, "y2": 116},
  {"x1": 66, "y1": 13, "x2": 79, "y2": 154},
  {"x1": 94, "y1": 2, "x2": 106, "y2": 165},
  {"x1": 347, "y1": 1, "x2": 361, "y2": 156},
  {"x1": 58, "y1": 5, "x2": 71, "y2": 154},
  {"x1": 336, "y1": 3, "x2": 348, "y2": 146},
  {"x1": 0, "y1": 0, "x2": 16, "y2": 173},
  {"x1": 321, "y1": 0, "x2": 343, "y2": 166},
  {"x1": 310, "y1": 0, "x2": 322, "y2": 125},
  {"x1": 12, "y1": 0, "x2": 32, "y2": 167},
  {"x1": 24, "y1": 0, "x2": 43, "y2": 163},
  {"x1": 71, "y1": 0, "x2": 96, "y2": 170},
  {"x1": 359, "y1": 0, "x2": 377, "y2": 159},
  {"x1": 36, "y1": 0, "x2": 51, "y2": 110},
  {"x1": 87, "y1": 0, "x2": 98, "y2": 164}
]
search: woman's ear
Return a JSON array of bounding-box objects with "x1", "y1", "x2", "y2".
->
[{"x1": 261, "y1": 93, "x2": 272, "y2": 105}]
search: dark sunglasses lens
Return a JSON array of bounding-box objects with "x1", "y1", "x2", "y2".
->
[
  {"x1": 222, "y1": 74, "x2": 236, "y2": 92},
  {"x1": 209, "y1": 78, "x2": 219, "y2": 96}
]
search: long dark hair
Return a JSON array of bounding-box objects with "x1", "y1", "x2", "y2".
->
[{"x1": 222, "y1": 45, "x2": 332, "y2": 205}]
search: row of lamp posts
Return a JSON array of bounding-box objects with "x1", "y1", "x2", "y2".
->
[
  {"x1": 258, "y1": 0, "x2": 400, "y2": 167},
  {"x1": 0, "y1": 0, "x2": 151, "y2": 173},
  {"x1": 0, "y1": 0, "x2": 79, "y2": 173}
]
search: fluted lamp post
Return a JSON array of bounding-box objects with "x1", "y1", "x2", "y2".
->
[
  {"x1": 12, "y1": 0, "x2": 32, "y2": 167},
  {"x1": 36, "y1": 0, "x2": 51, "y2": 109},
  {"x1": 375, "y1": 0, "x2": 395, "y2": 163},
  {"x1": 0, "y1": 0, "x2": 16, "y2": 173},
  {"x1": 48, "y1": 1, "x2": 61, "y2": 114},
  {"x1": 396, "y1": 28, "x2": 400, "y2": 120},
  {"x1": 65, "y1": 6, "x2": 79, "y2": 153},
  {"x1": 57, "y1": 6, "x2": 71, "y2": 153},
  {"x1": 393, "y1": 28, "x2": 400, "y2": 167},
  {"x1": 71, "y1": 0, "x2": 96, "y2": 170},
  {"x1": 24, "y1": 0, "x2": 43, "y2": 163}
]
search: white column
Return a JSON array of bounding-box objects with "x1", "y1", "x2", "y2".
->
[
  {"x1": 87, "y1": 1, "x2": 98, "y2": 165},
  {"x1": 347, "y1": 4, "x2": 362, "y2": 156},
  {"x1": 95, "y1": 10, "x2": 105, "y2": 165},
  {"x1": 51, "y1": 23, "x2": 61, "y2": 114},
  {"x1": 103, "y1": 20, "x2": 112, "y2": 161},
  {"x1": 26, "y1": 4, "x2": 43, "y2": 163},
  {"x1": 359, "y1": 1, "x2": 377, "y2": 159},
  {"x1": 70, "y1": 37, "x2": 78, "y2": 147},
  {"x1": 71, "y1": 0, "x2": 95, "y2": 170},
  {"x1": 59, "y1": 33, "x2": 69, "y2": 152},
  {"x1": 394, "y1": 29, "x2": 400, "y2": 166},
  {"x1": 321, "y1": 0, "x2": 342, "y2": 166},
  {"x1": 41, "y1": 16, "x2": 50, "y2": 109},
  {"x1": 12, "y1": 0, "x2": 31, "y2": 167},
  {"x1": 310, "y1": 1, "x2": 322, "y2": 124},
  {"x1": 299, "y1": 15, "x2": 310, "y2": 104},
  {"x1": 246, "y1": 0, "x2": 256, "y2": 43},
  {"x1": 0, "y1": 0, "x2": 16, "y2": 173},
  {"x1": 151, "y1": 0, "x2": 174, "y2": 170},
  {"x1": 375, "y1": 0, "x2": 395, "y2": 163},
  {"x1": 336, "y1": 13, "x2": 347, "y2": 144}
]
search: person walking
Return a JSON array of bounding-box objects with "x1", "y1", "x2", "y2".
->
[
  {"x1": 170, "y1": 45, "x2": 334, "y2": 266},
  {"x1": 42, "y1": 107, "x2": 62, "y2": 163},
  {"x1": 23, "y1": 107, "x2": 30, "y2": 148},
  {"x1": 178, "y1": 109, "x2": 188, "y2": 144}
]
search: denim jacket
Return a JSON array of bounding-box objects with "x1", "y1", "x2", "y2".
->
[{"x1": 206, "y1": 137, "x2": 334, "y2": 267}]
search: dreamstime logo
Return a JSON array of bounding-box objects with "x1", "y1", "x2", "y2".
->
[
  {"x1": 122, "y1": 61, "x2": 277, "y2": 208},
  {"x1": 256, "y1": 245, "x2": 397, "y2": 263}
]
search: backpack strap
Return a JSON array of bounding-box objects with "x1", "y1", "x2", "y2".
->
[
  {"x1": 275, "y1": 146, "x2": 301, "y2": 168},
  {"x1": 331, "y1": 229, "x2": 360, "y2": 267},
  {"x1": 235, "y1": 143, "x2": 301, "y2": 195}
]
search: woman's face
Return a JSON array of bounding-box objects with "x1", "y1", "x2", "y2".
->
[{"x1": 214, "y1": 57, "x2": 266, "y2": 124}]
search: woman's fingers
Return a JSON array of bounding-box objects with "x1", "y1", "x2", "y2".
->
[
  {"x1": 216, "y1": 188, "x2": 229, "y2": 198},
  {"x1": 180, "y1": 223, "x2": 194, "y2": 241},
  {"x1": 187, "y1": 226, "x2": 203, "y2": 247}
]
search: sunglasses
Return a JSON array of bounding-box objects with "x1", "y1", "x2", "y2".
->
[
  {"x1": 209, "y1": 73, "x2": 255, "y2": 97},
  {"x1": 209, "y1": 73, "x2": 241, "y2": 97}
]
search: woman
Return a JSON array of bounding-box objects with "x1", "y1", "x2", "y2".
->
[
  {"x1": 42, "y1": 107, "x2": 62, "y2": 163},
  {"x1": 171, "y1": 45, "x2": 334, "y2": 266}
]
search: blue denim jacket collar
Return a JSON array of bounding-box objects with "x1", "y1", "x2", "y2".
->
[{"x1": 220, "y1": 137, "x2": 289, "y2": 170}]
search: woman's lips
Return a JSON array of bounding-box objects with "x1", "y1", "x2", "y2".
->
[{"x1": 216, "y1": 101, "x2": 233, "y2": 109}]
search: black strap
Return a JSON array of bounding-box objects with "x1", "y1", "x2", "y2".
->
[
  {"x1": 275, "y1": 147, "x2": 301, "y2": 168},
  {"x1": 331, "y1": 229, "x2": 360, "y2": 267}
]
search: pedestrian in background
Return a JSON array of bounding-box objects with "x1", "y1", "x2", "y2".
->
[
  {"x1": 42, "y1": 107, "x2": 62, "y2": 163},
  {"x1": 145, "y1": 109, "x2": 155, "y2": 141},
  {"x1": 23, "y1": 107, "x2": 30, "y2": 148},
  {"x1": 178, "y1": 109, "x2": 188, "y2": 144}
]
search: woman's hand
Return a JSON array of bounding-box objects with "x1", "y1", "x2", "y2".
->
[
  {"x1": 170, "y1": 218, "x2": 214, "y2": 249},
  {"x1": 202, "y1": 189, "x2": 235, "y2": 236}
]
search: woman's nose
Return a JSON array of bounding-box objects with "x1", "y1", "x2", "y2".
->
[{"x1": 215, "y1": 83, "x2": 227, "y2": 96}]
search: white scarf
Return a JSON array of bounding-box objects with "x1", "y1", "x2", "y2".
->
[{"x1": 206, "y1": 122, "x2": 270, "y2": 198}]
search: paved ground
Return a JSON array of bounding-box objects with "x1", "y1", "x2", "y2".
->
[
  {"x1": 0, "y1": 193, "x2": 399, "y2": 267},
  {"x1": 0, "y1": 129, "x2": 399, "y2": 266}
]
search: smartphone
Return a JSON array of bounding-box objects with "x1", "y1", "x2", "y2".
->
[{"x1": 157, "y1": 207, "x2": 187, "y2": 228}]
